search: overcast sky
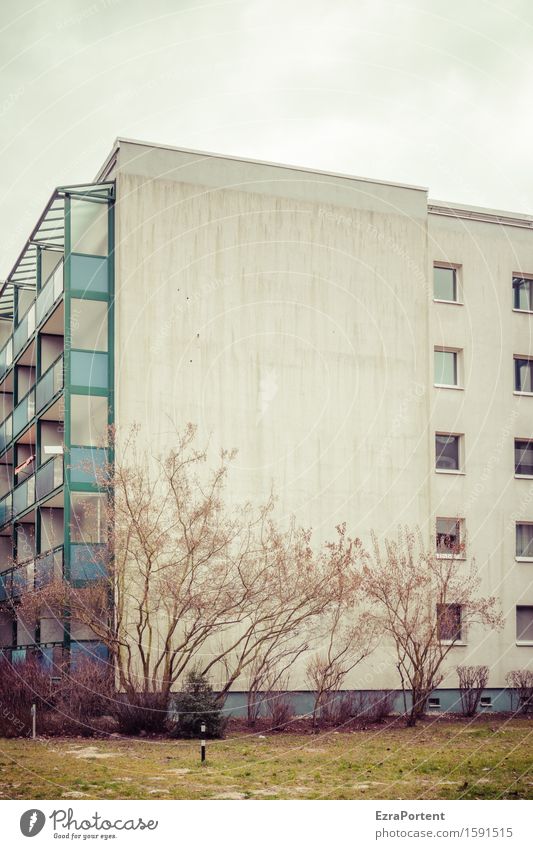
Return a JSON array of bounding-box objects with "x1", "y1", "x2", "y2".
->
[{"x1": 1, "y1": 0, "x2": 533, "y2": 277}]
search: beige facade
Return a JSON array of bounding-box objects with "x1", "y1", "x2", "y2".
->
[{"x1": 95, "y1": 139, "x2": 533, "y2": 696}]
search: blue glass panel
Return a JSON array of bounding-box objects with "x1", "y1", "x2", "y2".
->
[
  {"x1": 71, "y1": 254, "x2": 108, "y2": 295},
  {"x1": 70, "y1": 447, "x2": 107, "y2": 484},
  {"x1": 71, "y1": 641, "x2": 108, "y2": 669},
  {"x1": 70, "y1": 543, "x2": 107, "y2": 582},
  {"x1": 12, "y1": 649, "x2": 27, "y2": 664},
  {"x1": 71, "y1": 351, "x2": 108, "y2": 389},
  {"x1": 0, "y1": 571, "x2": 10, "y2": 601}
]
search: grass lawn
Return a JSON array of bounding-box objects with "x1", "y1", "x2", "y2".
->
[{"x1": 0, "y1": 718, "x2": 531, "y2": 800}]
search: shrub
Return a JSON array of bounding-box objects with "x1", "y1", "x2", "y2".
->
[
  {"x1": 265, "y1": 691, "x2": 294, "y2": 731},
  {"x1": 56, "y1": 659, "x2": 115, "y2": 735},
  {"x1": 506, "y1": 670, "x2": 533, "y2": 714},
  {"x1": 0, "y1": 656, "x2": 52, "y2": 737},
  {"x1": 170, "y1": 670, "x2": 226, "y2": 739},
  {"x1": 335, "y1": 690, "x2": 395, "y2": 724},
  {"x1": 112, "y1": 691, "x2": 170, "y2": 735},
  {"x1": 457, "y1": 665, "x2": 489, "y2": 717}
]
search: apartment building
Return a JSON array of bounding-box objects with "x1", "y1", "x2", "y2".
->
[{"x1": 0, "y1": 138, "x2": 531, "y2": 710}]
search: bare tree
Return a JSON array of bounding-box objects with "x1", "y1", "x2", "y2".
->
[
  {"x1": 306, "y1": 550, "x2": 377, "y2": 726},
  {"x1": 457, "y1": 665, "x2": 489, "y2": 717},
  {"x1": 361, "y1": 527, "x2": 503, "y2": 726},
  {"x1": 506, "y1": 670, "x2": 533, "y2": 714},
  {"x1": 24, "y1": 426, "x2": 362, "y2": 719}
]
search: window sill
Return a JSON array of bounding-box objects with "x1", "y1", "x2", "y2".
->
[
  {"x1": 436, "y1": 553, "x2": 466, "y2": 560},
  {"x1": 513, "y1": 391, "x2": 533, "y2": 397},
  {"x1": 516, "y1": 557, "x2": 533, "y2": 563},
  {"x1": 434, "y1": 384, "x2": 464, "y2": 391},
  {"x1": 433, "y1": 299, "x2": 463, "y2": 306},
  {"x1": 439, "y1": 640, "x2": 467, "y2": 646},
  {"x1": 515, "y1": 474, "x2": 533, "y2": 480},
  {"x1": 516, "y1": 641, "x2": 533, "y2": 647},
  {"x1": 512, "y1": 308, "x2": 533, "y2": 315},
  {"x1": 435, "y1": 469, "x2": 465, "y2": 475}
]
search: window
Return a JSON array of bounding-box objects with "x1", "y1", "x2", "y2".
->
[
  {"x1": 480, "y1": 696, "x2": 492, "y2": 709},
  {"x1": 434, "y1": 348, "x2": 459, "y2": 387},
  {"x1": 70, "y1": 493, "x2": 107, "y2": 544},
  {"x1": 514, "y1": 357, "x2": 533, "y2": 393},
  {"x1": 516, "y1": 606, "x2": 533, "y2": 642},
  {"x1": 71, "y1": 395, "x2": 108, "y2": 446},
  {"x1": 70, "y1": 198, "x2": 108, "y2": 256},
  {"x1": 437, "y1": 603, "x2": 462, "y2": 641},
  {"x1": 436, "y1": 518, "x2": 462, "y2": 555},
  {"x1": 436, "y1": 434, "x2": 461, "y2": 471},
  {"x1": 71, "y1": 300, "x2": 108, "y2": 351},
  {"x1": 515, "y1": 439, "x2": 533, "y2": 476},
  {"x1": 516, "y1": 523, "x2": 533, "y2": 558},
  {"x1": 513, "y1": 276, "x2": 533, "y2": 312},
  {"x1": 428, "y1": 697, "x2": 440, "y2": 709},
  {"x1": 434, "y1": 266, "x2": 458, "y2": 302}
]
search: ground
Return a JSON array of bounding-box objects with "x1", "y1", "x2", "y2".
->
[{"x1": 0, "y1": 718, "x2": 531, "y2": 800}]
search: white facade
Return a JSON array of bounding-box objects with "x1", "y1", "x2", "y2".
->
[{"x1": 99, "y1": 139, "x2": 533, "y2": 697}]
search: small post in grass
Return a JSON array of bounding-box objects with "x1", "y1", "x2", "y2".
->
[
  {"x1": 31, "y1": 703, "x2": 36, "y2": 740},
  {"x1": 200, "y1": 723, "x2": 206, "y2": 763}
]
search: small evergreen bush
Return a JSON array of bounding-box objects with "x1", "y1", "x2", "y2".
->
[{"x1": 170, "y1": 669, "x2": 227, "y2": 738}]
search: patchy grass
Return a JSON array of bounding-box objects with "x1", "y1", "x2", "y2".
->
[{"x1": 0, "y1": 718, "x2": 531, "y2": 800}]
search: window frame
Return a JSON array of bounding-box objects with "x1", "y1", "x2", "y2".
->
[
  {"x1": 512, "y1": 274, "x2": 533, "y2": 314},
  {"x1": 434, "y1": 346, "x2": 462, "y2": 389},
  {"x1": 435, "y1": 432, "x2": 463, "y2": 474},
  {"x1": 433, "y1": 263, "x2": 462, "y2": 305},
  {"x1": 514, "y1": 438, "x2": 533, "y2": 478},
  {"x1": 516, "y1": 521, "x2": 533, "y2": 561},
  {"x1": 516, "y1": 605, "x2": 533, "y2": 645},
  {"x1": 437, "y1": 603, "x2": 464, "y2": 644},
  {"x1": 436, "y1": 517, "x2": 465, "y2": 559},
  {"x1": 514, "y1": 355, "x2": 533, "y2": 395}
]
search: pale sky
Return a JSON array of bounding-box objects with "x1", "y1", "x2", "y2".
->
[{"x1": 2, "y1": 0, "x2": 533, "y2": 277}]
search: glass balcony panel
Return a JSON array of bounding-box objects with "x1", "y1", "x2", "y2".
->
[
  {"x1": 12, "y1": 389, "x2": 35, "y2": 437},
  {"x1": 52, "y1": 262, "x2": 64, "y2": 300},
  {"x1": 70, "y1": 446, "x2": 107, "y2": 484},
  {"x1": 35, "y1": 546, "x2": 63, "y2": 588},
  {"x1": 36, "y1": 354, "x2": 63, "y2": 413},
  {"x1": 27, "y1": 304, "x2": 35, "y2": 336},
  {"x1": 35, "y1": 456, "x2": 63, "y2": 501},
  {"x1": 0, "y1": 414, "x2": 12, "y2": 452},
  {"x1": 0, "y1": 493, "x2": 12, "y2": 526},
  {"x1": 0, "y1": 345, "x2": 5, "y2": 380},
  {"x1": 6, "y1": 340, "x2": 12, "y2": 367},
  {"x1": 13, "y1": 314, "x2": 28, "y2": 357},
  {"x1": 0, "y1": 570, "x2": 11, "y2": 601},
  {"x1": 70, "y1": 543, "x2": 107, "y2": 583},
  {"x1": 36, "y1": 275, "x2": 54, "y2": 324},
  {"x1": 70, "y1": 254, "x2": 108, "y2": 295},
  {"x1": 11, "y1": 564, "x2": 28, "y2": 597},
  {"x1": 71, "y1": 351, "x2": 108, "y2": 389},
  {"x1": 13, "y1": 479, "x2": 30, "y2": 516}
]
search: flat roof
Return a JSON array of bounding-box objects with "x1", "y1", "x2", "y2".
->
[{"x1": 96, "y1": 136, "x2": 429, "y2": 194}]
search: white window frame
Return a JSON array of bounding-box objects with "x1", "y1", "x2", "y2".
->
[
  {"x1": 516, "y1": 521, "x2": 533, "y2": 562},
  {"x1": 434, "y1": 346, "x2": 463, "y2": 389},
  {"x1": 513, "y1": 355, "x2": 533, "y2": 396},
  {"x1": 435, "y1": 517, "x2": 465, "y2": 559},
  {"x1": 512, "y1": 274, "x2": 533, "y2": 314},
  {"x1": 435, "y1": 432, "x2": 464, "y2": 475},
  {"x1": 516, "y1": 605, "x2": 533, "y2": 646},
  {"x1": 514, "y1": 438, "x2": 533, "y2": 479},
  {"x1": 433, "y1": 263, "x2": 463, "y2": 305}
]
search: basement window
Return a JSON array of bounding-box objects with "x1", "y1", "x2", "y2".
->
[
  {"x1": 480, "y1": 696, "x2": 492, "y2": 709},
  {"x1": 428, "y1": 697, "x2": 440, "y2": 709}
]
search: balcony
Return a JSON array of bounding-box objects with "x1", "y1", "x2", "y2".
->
[
  {"x1": 35, "y1": 354, "x2": 63, "y2": 414},
  {"x1": 13, "y1": 303, "x2": 35, "y2": 359},
  {"x1": 35, "y1": 455, "x2": 63, "y2": 502},
  {"x1": 12, "y1": 387, "x2": 35, "y2": 438},
  {"x1": 12, "y1": 474, "x2": 35, "y2": 516},
  {"x1": 36, "y1": 260, "x2": 63, "y2": 326},
  {"x1": 0, "y1": 413, "x2": 12, "y2": 453},
  {"x1": 0, "y1": 339, "x2": 13, "y2": 382},
  {"x1": 0, "y1": 492, "x2": 12, "y2": 527},
  {"x1": 0, "y1": 545, "x2": 63, "y2": 603}
]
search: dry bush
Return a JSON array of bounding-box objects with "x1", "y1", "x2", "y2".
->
[
  {"x1": 112, "y1": 691, "x2": 170, "y2": 735},
  {"x1": 0, "y1": 656, "x2": 52, "y2": 737},
  {"x1": 457, "y1": 665, "x2": 489, "y2": 717},
  {"x1": 506, "y1": 670, "x2": 533, "y2": 714},
  {"x1": 334, "y1": 691, "x2": 395, "y2": 725},
  {"x1": 265, "y1": 690, "x2": 294, "y2": 731},
  {"x1": 56, "y1": 659, "x2": 115, "y2": 735}
]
